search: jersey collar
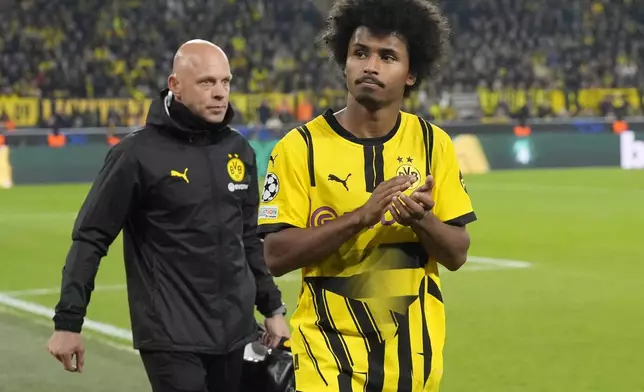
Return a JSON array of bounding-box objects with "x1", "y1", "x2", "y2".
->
[{"x1": 322, "y1": 109, "x2": 402, "y2": 146}]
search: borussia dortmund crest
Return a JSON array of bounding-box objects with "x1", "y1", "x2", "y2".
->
[
  {"x1": 227, "y1": 153, "x2": 245, "y2": 182},
  {"x1": 397, "y1": 163, "x2": 421, "y2": 188}
]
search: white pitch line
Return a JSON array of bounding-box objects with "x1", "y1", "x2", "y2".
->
[
  {"x1": 3, "y1": 284, "x2": 127, "y2": 297},
  {"x1": 94, "y1": 337, "x2": 138, "y2": 354},
  {"x1": 276, "y1": 256, "x2": 533, "y2": 279},
  {"x1": 0, "y1": 303, "x2": 138, "y2": 355},
  {"x1": 0, "y1": 294, "x2": 132, "y2": 342},
  {"x1": 464, "y1": 256, "x2": 532, "y2": 271},
  {"x1": 4, "y1": 257, "x2": 531, "y2": 298},
  {"x1": 0, "y1": 255, "x2": 533, "y2": 356}
]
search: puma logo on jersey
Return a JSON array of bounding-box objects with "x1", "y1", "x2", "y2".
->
[
  {"x1": 170, "y1": 168, "x2": 189, "y2": 183},
  {"x1": 328, "y1": 173, "x2": 351, "y2": 191},
  {"x1": 269, "y1": 154, "x2": 278, "y2": 166}
]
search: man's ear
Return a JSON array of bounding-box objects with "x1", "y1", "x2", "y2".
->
[
  {"x1": 406, "y1": 73, "x2": 417, "y2": 87},
  {"x1": 168, "y1": 74, "x2": 181, "y2": 99}
]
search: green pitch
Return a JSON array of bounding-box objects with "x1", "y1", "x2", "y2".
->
[{"x1": 1, "y1": 168, "x2": 643, "y2": 392}]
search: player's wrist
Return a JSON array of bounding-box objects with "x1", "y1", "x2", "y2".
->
[
  {"x1": 411, "y1": 210, "x2": 436, "y2": 230},
  {"x1": 267, "y1": 303, "x2": 287, "y2": 318},
  {"x1": 348, "y1": 207, "x2": 369, "y2": 230},
  {"x1": 410, "y1": 209, "x2": 429, "y2": 222}
]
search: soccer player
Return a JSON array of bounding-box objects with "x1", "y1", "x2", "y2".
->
[{"x1": 258, "y1": 0, "x2": 476, "y2": 391}]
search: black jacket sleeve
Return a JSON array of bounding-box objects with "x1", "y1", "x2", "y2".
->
[
  {"x1": 53, "y1": 142, "x2": 140, "y2": 332},
  {"x1": 244, "y1": 150, "x2": 283, "y2": 317}
]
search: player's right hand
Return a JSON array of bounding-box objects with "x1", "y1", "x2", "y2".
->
[
  {"x1": 357, "y1": 175, "x2": 413, "y2": 227},
  {"x1": 46, "y1": 331, "x2": 85, "y2": 373}
]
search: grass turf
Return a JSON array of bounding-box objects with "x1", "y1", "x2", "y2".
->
[{"x1": 0, "y1": 167, "x2": 642, "y2": 391}]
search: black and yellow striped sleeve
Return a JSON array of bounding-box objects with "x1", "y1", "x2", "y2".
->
[{"x1": 430, "y1": 125, "x2": 477, "y2": 227}]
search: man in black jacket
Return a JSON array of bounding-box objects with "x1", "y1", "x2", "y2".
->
[{"x1": 46, "y1": 39, "x2": 290, "y2": 392}]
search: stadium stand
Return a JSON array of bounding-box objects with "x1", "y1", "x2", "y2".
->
[{"x1": 0, "y1": 0, "x2": 642, "y2": 127}]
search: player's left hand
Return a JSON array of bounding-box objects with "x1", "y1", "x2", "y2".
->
[
  {"x1": 263, "y1": 314, "x2": 291, "y2": 349},
  {"x1": 389, "y1": 175, "x2": 435, "y2": 226}
]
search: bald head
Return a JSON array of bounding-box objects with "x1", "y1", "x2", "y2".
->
[
  {"x1": 168, "y1": 39, "x2": 232, "y2": 123},
  {"x1": 172, "y1": 39, "x2": 228, "y2": 75}
]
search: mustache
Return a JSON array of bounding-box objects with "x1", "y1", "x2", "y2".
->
[{"x1": 355, "y1": 76, "x2": 385, "y2": 88}]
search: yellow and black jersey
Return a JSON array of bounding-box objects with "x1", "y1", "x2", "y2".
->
[{"x1": 258, "y1": 109, "x2": 476, "y2": 392}]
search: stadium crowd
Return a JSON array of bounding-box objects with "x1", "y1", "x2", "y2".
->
[{"x1": 1, "y1": 0, "x2": 643, "y2": 126}]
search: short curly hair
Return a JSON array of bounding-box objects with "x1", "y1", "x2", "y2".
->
[{"x1": 318, "y1": 0, "x2": 450, "y2": 94}]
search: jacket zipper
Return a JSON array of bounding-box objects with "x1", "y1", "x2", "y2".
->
[{"x1": 201, "y1": 145, "x2": 228, "y2": 351}]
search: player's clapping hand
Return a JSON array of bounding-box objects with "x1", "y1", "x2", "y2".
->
[
  {"x1": 357, "y1": 175, "x2": 414, "y2": 227},
  {"x1": 389, "y1": 175, "x2": 435, "y2": 226}
]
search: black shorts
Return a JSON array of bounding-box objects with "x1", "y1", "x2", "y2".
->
[{"x1": 140, "y1": 349, "x2": 244, "y2": 392}]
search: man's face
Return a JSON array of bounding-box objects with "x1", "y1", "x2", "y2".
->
[
  {"x1": 169, "y1": 52, "x2": 232, "y2": 123},
  {"x1": 345, "y1": 27, "x2": 416, "y2": 110}
]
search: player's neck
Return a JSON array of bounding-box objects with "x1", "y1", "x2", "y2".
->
[{"x1": 337, "y1": 98, "x2": 401, "y2": 139}]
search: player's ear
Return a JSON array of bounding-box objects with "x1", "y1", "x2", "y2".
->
[{"x1": 406, "y1": 73, "x2": 417, "y2": 87}]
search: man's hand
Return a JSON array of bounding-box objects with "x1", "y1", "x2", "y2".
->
[
  {"x1": 46, "y1": 331, "x2": 85, "y2": 373},
  {"x1": 389, "y1": 175, "x2": 435, "y2": 226},
  {"x1": 356, "y1": 175, "x2": 414, "y2": 227},
  {"x1": 262, "y1": 314, "x2": 291, "y2": 349}
]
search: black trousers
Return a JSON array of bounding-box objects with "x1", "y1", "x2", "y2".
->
[{"x1": 140, "y1": 349, "x2": 244, "y2": 392}]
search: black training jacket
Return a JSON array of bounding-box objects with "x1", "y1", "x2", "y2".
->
[{"x1": 53, "y1": 89, "x2": 283, "y2": 354}]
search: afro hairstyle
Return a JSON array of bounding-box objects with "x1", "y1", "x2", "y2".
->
[{"x1": 318, "y1": 0, "x2": 450, "y2": 95}]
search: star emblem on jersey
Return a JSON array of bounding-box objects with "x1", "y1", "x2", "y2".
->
[
  {"x1": 397, "y1": 156, "x2": 403, "y2": 163},
  {"x1": 262, "y1": 173, "x2": 280, "y2": 202},
  {"x1": 407, "y1": 157, "x2": 413, "y2": 163}
]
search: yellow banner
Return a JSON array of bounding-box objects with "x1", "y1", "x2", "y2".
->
[
  {"x1": 478, "y1": 88, "x2": 566, "y2": 116},
  {"x1": 477, "y1": 88, "x2": 640, "y2": 116},
  {"x1": 6, "y1": 88, "x2": 641, "y2": 128},
  {"x1": 576, "y1": 88, "x2": 640, "y2": 111},
  {"x1": 41, "y1": 98, "x2": 152, "y2": 127},
  {"x1": 42, "y1": 95, "x2": 302, "y2": 126},
  {"x1": 0, "y1": 97, "x2": 40, "y2": 127}
]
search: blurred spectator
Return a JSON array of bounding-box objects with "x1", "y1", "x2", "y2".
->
[
  {"x1": 265, "y1": 113, "x2": 284, "y2": 136},
  {"x1": 257, "y1": 100, "x2": 272, "y2": 125},
  {"x1": 0, "y1": 111, "x2": 15, "y2": 132},
  {"x1": 47, "y1": 126, "x2": 66, "y2": 148},
  {"x1": 275, "y1": 99, "x2": 294, "y2": 123}
]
